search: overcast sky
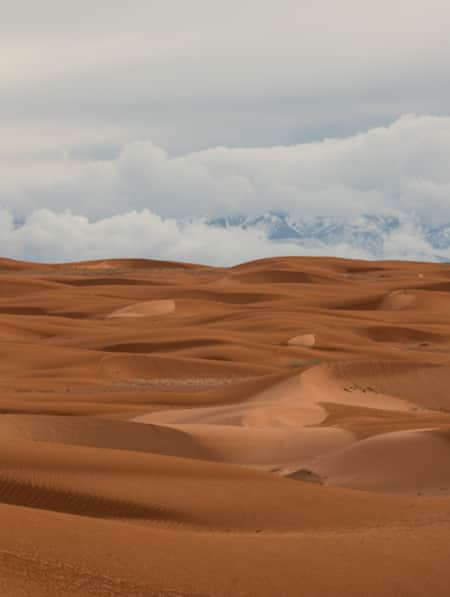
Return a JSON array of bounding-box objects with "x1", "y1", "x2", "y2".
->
[{"x1": 2, "y1": 1, "x2": 450, "y2": 263}]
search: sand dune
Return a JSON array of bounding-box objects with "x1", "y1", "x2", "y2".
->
[
  {"x1": 378, "y1": 290, "x2": 416, "y2": 310},
  {"x1": 358, "y1": 324, "x2": 448, "y2": 344},
  {"x1": 0, "y1": 257, "x2": 49, "y2": 272},
  {"x1": 231, "y1": 268, "x2": 335, "y2": 285},
  {"x1": 287, "y1": 333, "x2": 316, "y2": 347},
  {"x1": 309, "y1": 427, "x2": 450, "y2": 494},
  {"x1": 107, "y1": 298, "x2": 176, "y2": 318},
  {"x1": 2, "y1": 255, "x2": 450, "y2": 596},
  {"x1": 332, "y1": 360, "x2": 450, "y2": 411},
  {"x1": 98, "y1": 352, "x2": 277, "y2": 382},
  {"x1": 0, "y1": 414, "x2": 204, "y2": 458}
]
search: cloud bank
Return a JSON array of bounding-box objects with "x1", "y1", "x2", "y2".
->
[
  {"x1": 1, "y1": 207, "x2": 448, "y2": 266},
  {"x1": 2, "y1": 3, "x2": 450, "y2": 264},
  {"x1": 4, "y1": 114, "x2": 450, "y2": 223},
  {"x1": 2, "y1": 114, "x2": 450, "y2": 264}
]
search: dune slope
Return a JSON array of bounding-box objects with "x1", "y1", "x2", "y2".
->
[{"x1": 1, "y1": 256, "x2": 450, "y2": 596}]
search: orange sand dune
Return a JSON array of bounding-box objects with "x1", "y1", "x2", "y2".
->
[
  {"x1": 107, "y1": 298, "x2": 176, "y2": 318},
  {"x1": 308, "y1": 427, "x2": 450, "y2": 494},
  {"x1": 1, "y1": 255, "x2": 450, "y2": 596}
]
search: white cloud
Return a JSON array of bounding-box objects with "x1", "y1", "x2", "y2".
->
[
  {"x1": 0, "y1": 206, "x2": 448, "y2": 266},
  {"x1": 3, "y1": 115, "x2": 450, "y2": 228},
  {"x1": 2, "y1": 3, "x2": 450, "y2": 264},
  {"x1": 2, "y1": 112, "x2": 450, "y2": 265},
  {"x1": 0, "y1": 208, "x2": 336, "y2": 265}
]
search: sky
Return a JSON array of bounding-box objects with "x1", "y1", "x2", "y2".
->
[{"x1": 2, "y1": 0, "x2": 450, "y2": 264}]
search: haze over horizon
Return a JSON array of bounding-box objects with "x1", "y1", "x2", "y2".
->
[{"x1": 3, "y1": 1, "x2": 450, "y2": 264}]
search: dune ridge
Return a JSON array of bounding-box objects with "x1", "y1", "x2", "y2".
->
[{"x1": 1, "y1": 255, "x2": 450, "y2": 596}]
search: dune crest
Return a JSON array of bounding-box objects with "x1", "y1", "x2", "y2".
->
[
  {"x1": 287, "y1": 333, "x2": 316, "y2": 347},
  {"x1": 379, "y1": 290, "x2": 416, "y2": 310},
  {"x1": 2, "y1": 255, "x2": 450, "y2": 596},
  {"x1": 107, "y1": 299, "x2": 176, "y2": 318}
]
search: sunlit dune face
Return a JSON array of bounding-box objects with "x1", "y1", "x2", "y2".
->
[{"x1": 2, "y1": 255, "x2": 450, "y2": 596}]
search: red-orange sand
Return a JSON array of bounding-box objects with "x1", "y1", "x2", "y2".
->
[{"x1": 1, "y1": 255, "x2": 450, "y2": 596}]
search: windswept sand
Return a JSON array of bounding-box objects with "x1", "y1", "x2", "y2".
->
[
  {"x1": 1, "y1": 256, "x2": 450, "y2": 596},
  {"x1": 107, "y1": 298, "x2": 176, "y2": 318}
]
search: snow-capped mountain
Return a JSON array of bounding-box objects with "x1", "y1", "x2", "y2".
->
[
  {"x1": 427, "y1": 225, "x2": 450, "y2": 250},
  {"x1": 207, "y1": 211, "x2": 450, "y2": 261}
]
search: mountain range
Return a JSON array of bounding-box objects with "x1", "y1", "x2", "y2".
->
[{"x1": 207, "y1": 212, "x2": 450, "y2": 262}]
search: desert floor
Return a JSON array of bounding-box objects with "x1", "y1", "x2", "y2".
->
[{"x1": 1, "y1": 255, "x2": 450, "y2": 596}]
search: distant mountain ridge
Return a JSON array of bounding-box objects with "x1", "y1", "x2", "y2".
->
[{"x1": 207, "y1": 211, "x2": 450, "y2": 262}]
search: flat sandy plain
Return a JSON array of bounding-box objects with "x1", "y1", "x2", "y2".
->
[{"x1": 1, "y1": 255, "x2": 450, "y2": 596}]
